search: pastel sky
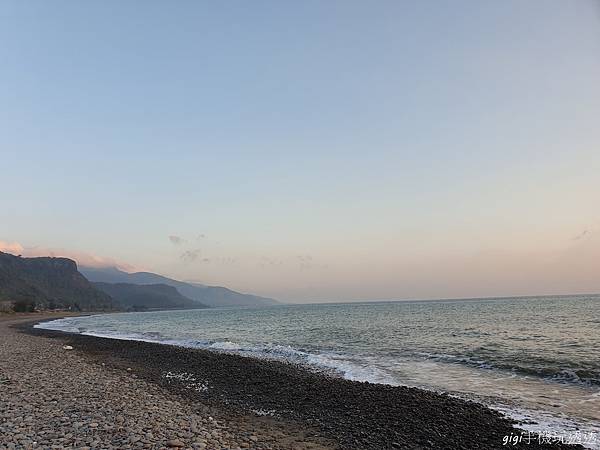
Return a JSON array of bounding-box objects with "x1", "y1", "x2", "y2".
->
[{"x1": 1, "y1": 1, "x2": 599, "y2": 302}]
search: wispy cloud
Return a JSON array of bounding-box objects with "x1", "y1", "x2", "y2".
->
[
  {"x1": 180, "y1": 249, "x2": 201, "y2": 263},
  {"x1": 297, "y1": 254, "x2": 314, "y2": 270},
  {"x1": 572, "y1": 229, "x2": 590, "y2": 241},
  {"x1": 214, "y1": 256, "x2": 236, "y2": 265},
  {"x1": 258, "y1": 256, "x2": 284, "y2": 268},
  {"x1": 169, "y1": 235, "x2": 185, "y2": 245}
]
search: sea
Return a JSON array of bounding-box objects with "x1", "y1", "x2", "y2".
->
[{"x1": 36, "y1": 294, "x2": 600, "y2": 447}]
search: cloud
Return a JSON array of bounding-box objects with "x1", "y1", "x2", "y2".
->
[
  {"x1": 0, "y1": 240, "x2": 136, "y2": 272},
  {"x1": 0, "y1": 241, "x2": 24, "y2": 254},
  {"x1": 169, "y1": 235, "x2": 185, "y2": 245},
  {"x1": 215, "y1": 256, "x2": 236, "y2": 265},
  {"x1": 572, "y1": 229, "x2": 590, "y2": 241},
  {"x1": 297, "y1": 254, "x2": 314, "y2": 270},
  {"x1": 258, "y1": 256, "x2": 283, "y2": 268},
  {"x1": 180, "y1": 249, "x2": 201, "y2": 263}
]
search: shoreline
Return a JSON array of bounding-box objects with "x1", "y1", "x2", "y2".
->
[
  {"x1": 10, "y1": 315, "x2": 581, "y2": 449},
  {"x1": 1, "y1": 315, "x2": 335, "y2": 450}
]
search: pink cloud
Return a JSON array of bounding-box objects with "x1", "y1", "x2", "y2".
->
[
  {"x1": 0, "y1": 241, "x2": 24, "y2": 254},
  {"x1": 0, "y1": 241, "x2": 136, "y2": 272}
]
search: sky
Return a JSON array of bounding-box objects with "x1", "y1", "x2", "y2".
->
[{"x1": 1, "y1": 1, "x2": 599, "y2": 302}]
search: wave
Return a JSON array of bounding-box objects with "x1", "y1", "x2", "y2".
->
[
  {"x1": 411, "y1": 350, "x2": 600, "y2": 386},
  {"x1": 35, "y1": 318, "x2": 396, "y2": 385},
  {"x1": 36, "y1": 318, "x2": 600, "y2": 387}
]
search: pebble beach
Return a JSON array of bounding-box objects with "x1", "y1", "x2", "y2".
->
[
  {"x1": 0, "y1": 314, "x2": 583, "y2": 450},
  {"x1": 0, "y1": 315, "x2": 334, "y2": 450}
]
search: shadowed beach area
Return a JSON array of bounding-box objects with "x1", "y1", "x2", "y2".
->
[{"x1": 0, "y1": 313, "x2": 583, "y2": 450}]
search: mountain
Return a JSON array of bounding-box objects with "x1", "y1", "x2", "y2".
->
[
  {"x1": 81, "y1": 266, "x2": 278, "y2": 308},
  {"x1": 93, "y1": 282, "x2": 208, "y2": 311},
  {"x1": 0, "y1": 252, "x2": 115, "y2": 311}
]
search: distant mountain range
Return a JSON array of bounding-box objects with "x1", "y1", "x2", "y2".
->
[
  {"x1": 80, "y1": 266, "x2": 278, "y2": 308},
  {"x1": 0, "y1": 252, "x2": 114, "y2": 311},
  {"x1": 0, "y1": 251, "x2": 278, "y2": 312},
  {"x1": 93, "y1": 282, "x2": 208, "y2": 311}
]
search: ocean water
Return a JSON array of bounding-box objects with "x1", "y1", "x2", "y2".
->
[{"x1": 37, "y1": 295, "x2": 600, "y2": 446}]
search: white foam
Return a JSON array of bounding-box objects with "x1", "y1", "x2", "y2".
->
[
  {"x1": 491, "y1": 404, "x2": 600, "y2": 449},
  {"x1": 35, "y1": 317, "x2": 86, "y2": 334},
  {"x1": 36, "y1": 317, "x2": 395, "y2": 384},
  {"x1": 164, "y1": 371, "x2": 209, "y2": 392}
]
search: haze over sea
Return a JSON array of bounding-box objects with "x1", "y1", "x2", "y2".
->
[{"x1": 39, "y1": 294, "x2": 600, "y2": 444}]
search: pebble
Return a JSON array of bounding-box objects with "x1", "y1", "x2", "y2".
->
[{"x1": 0, "y1": 316, "x2": 334, "y2": 450}]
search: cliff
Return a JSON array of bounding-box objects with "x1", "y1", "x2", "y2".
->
[{"x1": 0, "y1": 251, "x2": 115, "y2": 311}]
